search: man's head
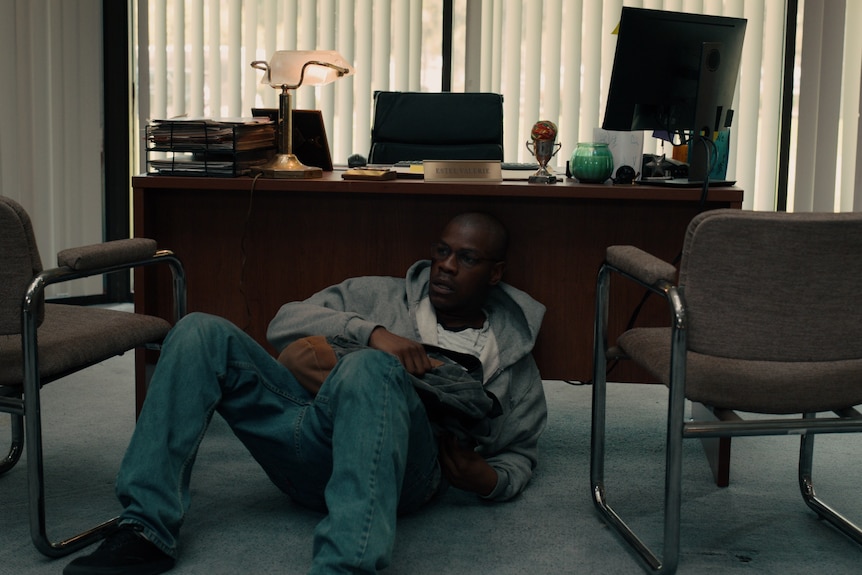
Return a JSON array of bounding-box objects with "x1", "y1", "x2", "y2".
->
[{"x1": 428, "y1": 212, "x2": 508, "y2": 328}]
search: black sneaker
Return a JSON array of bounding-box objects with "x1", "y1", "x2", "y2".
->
[{"x1": 63, "y1": 524, "x2": 176, "y2": 575}]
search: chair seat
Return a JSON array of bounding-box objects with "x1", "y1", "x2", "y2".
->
[
  {"x1": 0, "y1": 303, "x2": 171, "y2": 386},
  {"x1": 618, "y1": 327, "x2": 862, "y2": 414}
]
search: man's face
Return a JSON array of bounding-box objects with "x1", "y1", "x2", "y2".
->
[{"x1": 428, "y1": 221, "x2": 505, "y2": 316}]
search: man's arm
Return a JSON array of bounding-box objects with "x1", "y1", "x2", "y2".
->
[
  {"x1": 437, "y1": 434, "x2": 498, "y2": 496},
  {"x1": 267, "y1": 277, "x2": 412, "y2": 353},
  {"x1": 477, "y1": 354, "x2": 547, "y2": 502},
  {"x1": 367, "y1": 327, "x2": 433, "y2": 376}
]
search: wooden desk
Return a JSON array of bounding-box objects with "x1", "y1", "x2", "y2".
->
[{"x1": 133, "y1": 172, "x2": 742, "y2": 383}]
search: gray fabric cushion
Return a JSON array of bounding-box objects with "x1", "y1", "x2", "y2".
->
[
  {"x1": 0, "y1": 303, "x2": 171, "y2": 386},
  {"x1": 57, "y1": 238, "x2": 158, "y2": 271},
  {"x1": 0, "y1": 196, "x2": 44, "y2": 335},
  {"x1": 680, "y1": 209, "x2": 862, "y2": 361},
  {"x1": 613, "y1": 209, "x2": 862, "y2": 414},
  {"x1": 606, "y1": 245, "x2": 677, "y2": 285},
  {"x1": 618, "y1": 327, "x2": 862, "y2": 414}
]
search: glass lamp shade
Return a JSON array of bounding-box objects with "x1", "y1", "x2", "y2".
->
[
  {"x1": 249, "y1": 49, "x2": 353, "y2": 179},
  {"x1": 261, "y1": 50, "x2": 354, "y2": 88}
]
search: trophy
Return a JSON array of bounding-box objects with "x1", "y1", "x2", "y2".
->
[{"x1": 525, "y1": 120, "x2": 562, "y2": 184}]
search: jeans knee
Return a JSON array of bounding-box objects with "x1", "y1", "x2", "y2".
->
[
  {"x1": 165, "y1": 312, "x2": 237, "y2": 351},
  {"x1": 329, "y1": 349, "x2": 410, "y2": 395}
]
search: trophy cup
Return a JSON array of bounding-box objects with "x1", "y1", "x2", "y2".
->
[{"x1": 525, "y1": 120, "x2": 562, "y2": 183}]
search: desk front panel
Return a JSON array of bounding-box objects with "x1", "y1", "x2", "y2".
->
[{"x1": 133, "y1": 175, "x2": 742, "y2": 382}]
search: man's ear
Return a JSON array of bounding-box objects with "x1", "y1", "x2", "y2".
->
[{"x1": 489, "y1": 261, "x2": 506, "y2": 286}]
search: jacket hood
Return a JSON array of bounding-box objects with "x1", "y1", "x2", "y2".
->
[{"x1": 405, "y1": 260, "x2": 545, "y2": 365}]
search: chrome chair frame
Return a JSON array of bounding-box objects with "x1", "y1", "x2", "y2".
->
[
  {"x1": 591, "y1": 258, "x2": 862, "y2": 575},
  {"x1": 1, "y1": 250, "x2": 186, "y2": 558}
]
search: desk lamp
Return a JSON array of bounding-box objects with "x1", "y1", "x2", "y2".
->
[{"x1": 251, "y1": 50, "x2": 353, "y2": 178}]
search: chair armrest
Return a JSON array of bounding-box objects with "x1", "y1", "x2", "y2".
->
[
  {"x1": 57, "y1": 238, "x2": 158, "y2": 271},
  {"x1": 606, "y1": 245, "x2": 677, "y2": 286},
  {"x1": 25, "y1": 244, "x2": 186, "y2": 323}
]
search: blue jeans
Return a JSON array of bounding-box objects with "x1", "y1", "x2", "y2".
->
[{"x1": 116, "y1": 313, "x2": 441, "y2": 574}]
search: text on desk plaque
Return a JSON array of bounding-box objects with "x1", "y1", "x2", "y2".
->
[{"x1": 423, "y1": 160, "x2": 503, "y2": 183}]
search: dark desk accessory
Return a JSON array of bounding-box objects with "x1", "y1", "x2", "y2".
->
[
  {"x1": 252, "y1": 108, "x2": 334, "y2": 172},
  {"x1": 612, "y1": 165, "x2": 637, "y2": 184},
  {"x1": 347, "y1": 154, "x2": 367, "y2": 168}
]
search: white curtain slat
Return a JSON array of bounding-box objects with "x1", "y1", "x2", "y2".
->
[
  {"x1": 335, "y1": 0, "x2": 357, "y2": 161},
  {"x1": 318, "y1": 0, "x2": 337, "y2": 143},
  {"x1": 392, "y1": 0, "x2": 411, "y2": 90},
  {"x1": 752, "y1": 0, "x2": 783, "y2": 211},
  {"x1": 295, "y1": 0, "x2": 316, "y2": 110},
  {"x1": 227, "y1": 0, "x2": 242, "y2": 115},
  {"x1": 189, "y1": 0, "x2": 204, "y2": 117},
  {"x1": 172, "y1": 0, "x2": 185, "y2": 115},
  {"x1": 354, "y1": 1, "x2": 375, "y2": 156},
  {"x1": 794, "y1": 0, "x2": 844, "y2": 212},
  {"x1": 372, "y1": 0, "x2": 392, "y2": 93},
  {"x1": 559, "y1": 0, "x2": 582, "y2": 157},
  {"x1": 839, "y1": 0, "x2": 862, "y2": 211},
  {"x1": 207, "y1": 0, "x2": 222, "y2": 116},
  {"x1": 282, "y1": 0, "x2": 298, "y2": 49},
  {"x1": 464, "y1": 0, "x2": 482, "y2": 92},
  {"x1": 542, "y1": 0, "x2": 563, "y2": 125},
  {"x1": 242, "y1": 3, "x2": 259, "y2": 114},
  {"x1": 152, "y1": 0, "x2": 167, "y2": 118},
  {"x1": 409, "y1": 0, "x2": 423, "y2": 90},
  {"x1": 263, "y1": 0, "x2": 278, "y2": 59},
  {"x1": 855, "y1": 66, "x2": 862, "y2": 210},
  {"x1": 522, "y1": 3, "x2": 542, "y2": 144},
  {"x1": 489, "y1": 0, "x2": 503, "y2": 91},
  {"x1": 579, "y1": 1, "x2": 604, "y2": 143},
  {"x1": 477, "y1": 0, "x2": 494, "y2": 92},
  {"x1": 502, "y1": 0, "x2": 523, "y2": 161},
  {"x1": 738, "y1": 0, "x2": 767, "y2": 209}
]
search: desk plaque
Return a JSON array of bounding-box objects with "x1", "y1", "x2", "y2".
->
[{"x1": 423, "y1": 160, "x2": 503, "y2": 183}]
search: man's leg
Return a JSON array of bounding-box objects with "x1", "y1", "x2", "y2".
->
[
  {"x1": 115, "y1": 312, "x2": 310, "y2": 557},
  {"x1": 299, "y1": 350, "x2": 441, "y2": 575}
]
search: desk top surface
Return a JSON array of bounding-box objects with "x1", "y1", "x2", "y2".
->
[{"x1": 133, "y1": 172, "x2": 744, "y2": 203}]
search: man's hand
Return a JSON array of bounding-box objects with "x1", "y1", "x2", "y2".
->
[
  {"x1": 438, "y1": 434, "x2": 498, "y2": 496},
  {"x1": 368, "y1": 327, "x2": 434, "y2": 376}
]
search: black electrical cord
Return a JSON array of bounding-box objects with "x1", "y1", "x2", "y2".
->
[
  {"x1": 239, "y1": 173, "x2": 263, "y2": 332},
  {"x1": 600, "y1": 132, "x2": 716, "y2": 383}
]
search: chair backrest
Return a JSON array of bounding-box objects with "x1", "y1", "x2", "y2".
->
[
  {"x1": 367, "y1": 91, "x2": 504, "y2": 164},
  {"x1": 0, "y1": 196, "x2": 45, "y2": 335},
  {"x1": 679, "y1": 209, "x2": 862, "y2": 362}
]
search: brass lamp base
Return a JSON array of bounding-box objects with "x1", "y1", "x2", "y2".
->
[{"x1": 253, "y1": 153, "x2": 323, "y2": 179}]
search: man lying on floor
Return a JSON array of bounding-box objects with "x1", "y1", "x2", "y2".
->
[{"x1": 64, "y1": 211, "x2": 547, "y2": 575}]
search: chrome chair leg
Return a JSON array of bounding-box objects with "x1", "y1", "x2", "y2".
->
[
  {"x1": 798, "y1": 415, "x2": 862, "y2": 545},
  {"x1": 0, "y1": 411, "x2": 24, "y2": 475}
]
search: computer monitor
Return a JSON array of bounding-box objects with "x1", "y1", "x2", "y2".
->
[{"x1": 602, "y1": 7, "x2": 746, "y2": 183}]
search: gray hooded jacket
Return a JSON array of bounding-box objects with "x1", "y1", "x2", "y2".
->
[{"x1": 266, "y1": 260, "x2": 547, "y2": 502}]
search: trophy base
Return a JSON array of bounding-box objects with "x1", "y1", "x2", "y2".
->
[{"x1": 528, "y1": 174, "x2": 558, "y2": 184}]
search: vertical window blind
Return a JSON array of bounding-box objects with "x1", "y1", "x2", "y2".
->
[
  {"x1": 136, "y1": 0, "x2": 861, "y2": 212},
  {"x1": 5, "y1": 1, "x2": 859, "y2": 300}
]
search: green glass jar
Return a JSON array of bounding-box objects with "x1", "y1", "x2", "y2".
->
[{"x1": 570, "y1": 142, "x2": 614, "y2": 183}]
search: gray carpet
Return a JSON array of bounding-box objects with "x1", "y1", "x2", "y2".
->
[{"x1": 1, "y1": 352, "x2": 861, "y2": 574}]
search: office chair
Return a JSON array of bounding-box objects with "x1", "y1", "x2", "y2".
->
[
  {"x1": 367, "y1": 91, "x2": 504, "y2": 164},
  {"x1": 590, "y1": 209, "x2": 862, "y2": 574},
  {"x1": 0, "y1": 195, "x2": 186, "y2": 557}
]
